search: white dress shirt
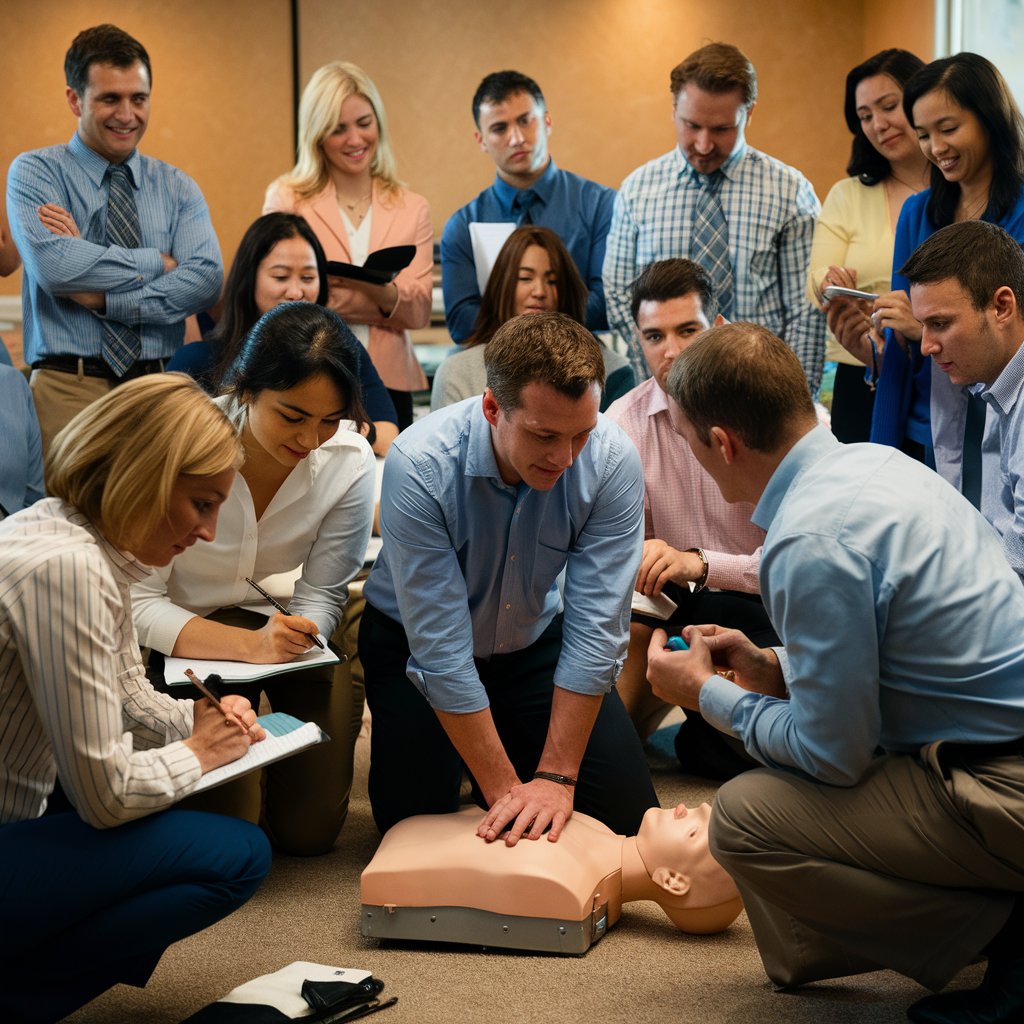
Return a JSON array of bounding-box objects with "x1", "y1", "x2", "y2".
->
[{"x1": 132, "y1": 396, "x2": 376, "y2": 654}]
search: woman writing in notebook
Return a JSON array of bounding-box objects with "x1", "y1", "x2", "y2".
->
[
  {"x1": 0, "y1": 376, "x2": 270, "y2": 1022},
  {"x1": 133, "y1": 302, "x2": 375, "y2": 856},
  {"x1": 264, "y1": 61, "x2": 433, "y2": 430}
]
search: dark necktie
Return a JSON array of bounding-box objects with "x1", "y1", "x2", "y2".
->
[
  {"x1": 690, "y1": 170, "x2": 734, "y2": 319},
  {"x1": 515, "y1": 189, "x2": 538, "y2": 225},
  {"x1": 961, "y1": 392, "x2": 986, "y2": 509},
  {"x1": 102, "y1": 164, "x2": 143, "y2": 376}
]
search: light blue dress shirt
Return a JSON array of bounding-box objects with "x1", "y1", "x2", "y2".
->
[
  {"x1": 972, "y1": 341, "x2": 1024, "y2": 582},
  {"x1": 364, "y1": 397, "x2": 644, "y2": 713},
  {"x1": 700, "y1": 426, "x2": 1024, "y2": 786},
  {"x1": 0, "y1": 365, "x2": 44, "y2": 516},
  {"x1": 6, "y1": 133, "x2": 222, "y2": 364},
  {"x1": 440, "y1": 159, "x2": 615, "y2": 341}
]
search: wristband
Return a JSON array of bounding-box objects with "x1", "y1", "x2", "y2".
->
[
  {"x1": 686, "y1": 547, "x2": 709, "y2": 592},
  {"x1": 533, "y1": 771, "x2": 577, "y2": 787}
]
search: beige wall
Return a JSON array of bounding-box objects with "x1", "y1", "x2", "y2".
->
[
  {"x1": 299, "y1": 0, "x2": 870, "y2": 233},
  {"x1": 0, "y1": 0, "x2": 293, "y2": 298},
  {"x1": 1, "y1": 0, "x2": 936, "y2": 299}
]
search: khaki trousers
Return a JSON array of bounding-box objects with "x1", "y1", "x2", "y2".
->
[
  {"x1": 177, "y1": 606, "x2": 363, "y2": 856},
  {"x1": 710, "y1": 743, "x2": 1024, "y2": 992},
  {"x1": 29, "y1": 368, "x2": 111, "y2": 456}
]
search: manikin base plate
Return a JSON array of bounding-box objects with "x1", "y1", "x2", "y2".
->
[{"x1": 360, "y1": 901, "x2": 610, "y2": 955}]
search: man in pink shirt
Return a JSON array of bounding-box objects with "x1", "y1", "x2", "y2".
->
[{"x1": 606, "y1": 259, "x2": 776, "y2": 778}]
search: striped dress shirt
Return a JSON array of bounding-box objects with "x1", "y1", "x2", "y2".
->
[
  {"x1": 0, "y1": 499, "x2": 199, "y2": 827},
  {"x1": 606, "y1": 377, "x2": 764, "y2": 593},
  {"x1": 6, "y1": 132, "x2": 222, "y2": 364},
  {"x1": 603, "y1": 145, "x2": 825, "y2": 392}
]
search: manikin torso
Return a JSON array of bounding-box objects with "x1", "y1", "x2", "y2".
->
[{"x1": 360, "y1": 807, "x2": 741, "y2": 952}]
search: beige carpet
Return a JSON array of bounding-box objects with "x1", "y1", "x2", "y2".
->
[{"x1": 63, "y1": 724, "x2": 982, "y2": 1024}]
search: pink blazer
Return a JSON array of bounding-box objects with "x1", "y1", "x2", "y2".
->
[{"x1": 263, "y1": 180, "x2": 433, "y2": 391}]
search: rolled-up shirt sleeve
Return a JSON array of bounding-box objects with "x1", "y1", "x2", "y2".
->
[{"x1": 699, "y1": 530, "x2": 884, "y2": 786}]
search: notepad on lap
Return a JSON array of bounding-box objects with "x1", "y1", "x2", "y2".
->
[
  {"x1": 192, "y1": 712, "x2": 328, "y2": 793},
  {"x1": 163, "y1": 643, "x2": 339, "y2": 686}
]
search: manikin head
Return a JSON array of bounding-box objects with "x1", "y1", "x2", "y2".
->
[{"x1": 632, "y1": 802, "x2": 742, "y2": 933}]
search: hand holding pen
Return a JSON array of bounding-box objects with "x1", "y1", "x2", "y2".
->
[
  {"x1": 183, "y1": 670, "x2": 265, "y2": 772},
  {"x1": 244, "y1": 576, "x2": 325, "y2": 652}
]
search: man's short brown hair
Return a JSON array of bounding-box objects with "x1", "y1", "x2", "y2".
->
[
  {"x1": 670, "y1": 42, "x2": 757, "y2": 108},
  {"x1": 666, "y1": 323, "x2": 814, "y2": 452},
  {"x1": 484, "y1": 312, "x2": 603, "y2": 411},
  {"x1": 901, "y1": 220, "x2": 1024, "y2": 313}
]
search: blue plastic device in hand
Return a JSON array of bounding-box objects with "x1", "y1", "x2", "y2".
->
[{"x1": 664, "y1": 635, "x2": 689, "y2": 651}]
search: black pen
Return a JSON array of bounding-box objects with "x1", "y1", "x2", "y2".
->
[{"x1": 243, "y1": 576, "x2": 325, "y2": 649}]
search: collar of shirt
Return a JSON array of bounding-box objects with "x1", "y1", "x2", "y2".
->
[
  {"x1": 69, "y1": 131, "x2": 142, "y2": 189},
  {"x1": 64, "y1": 502, "x2": 153, "y2": 584},
  {"x1": 490, "y1": 158, "x2": 559, "y2": 217},
  {"x1": 752, "y1": 425, "x2": 838, "y2": 532},
  {"x1": 464, "y1": 399, "x2": 515, "y2": 488},
  {"x1": 675, "y1": 143, "x2": 747, "y2": 186},
  {"x1": 977, "y1": 339, "x2": 1024, "y2": 418}
]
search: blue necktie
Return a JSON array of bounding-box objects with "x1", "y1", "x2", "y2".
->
[
  {"x1": 102, "y1": 164, "x2": 142, "y2": 376},
  {"x1": 690, "y1": 170, "x2": 734, "y2": 320},
  {"x1": 515, "y1": 189, "x2": 538, "y2": 225}
]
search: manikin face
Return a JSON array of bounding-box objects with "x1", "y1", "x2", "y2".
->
[
  {"x1": 243, "y1": 373, "x2": 347, "y2": 469},
  {"x1": 483, "y1": 379, "x2": 600, "y2": 491},
  {"x1": 475, "y1": 90, "x2": 552, "y2": 185},
  {"x1": 636, "y1": 292, "x2": 714, "y2": 391},
  {"x1": 913, "y1": 277, "x2": 1016, "y2": 388},
  {"x1": 130, "y1": 469, "x2": 235, "y2": 566},
  {"x1": 253, "y1": 236, "x2": 320, "y2": 314},
  {"x1": 854, "y1": 73, "x2": 919, "y2": 166},
  {"x1": 513, "y1": 245, "x2": 559, "y2": 315},
  {"x1": 67, "y1": 61, "x2": 151, "y2": 165},
  {"x1": 913, "y1": 89, "x2": 992, "y2": 191},
  {"x1": 320, "y1": 93, "x2": 379, "y2": 178},
  {"x1": 673, "y1": 84, "x2": 751, "y2": 176},
  {"x1": 636, "y1": 803, "x2": 739, "y2": 906}
]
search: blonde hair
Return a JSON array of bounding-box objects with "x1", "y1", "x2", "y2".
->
[
  {"x1": 275, "y1": 61, "x2": 402, "y2": 200},
  {"x1": 45, "y1": 374, "x2": 243, "y2": 551}
]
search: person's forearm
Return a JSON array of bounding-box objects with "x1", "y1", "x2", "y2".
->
[
  {"x1": 434, "y1": 707, "x2": 519, "y2": 805},
  {"x1": 537, "y1": 687, "x2": 602, "y2": 779},
  {"x1": 172, "y1": 615, "x2": 260, "y2": 661}
]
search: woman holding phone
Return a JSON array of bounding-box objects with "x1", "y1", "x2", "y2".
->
[
  {"x1": 869, "y1": 53, "x2": 1024, "y2": 467},
  {"x1": 807, "y1": 49, "x2": 928, "y2": 442}
]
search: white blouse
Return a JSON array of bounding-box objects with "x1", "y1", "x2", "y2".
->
[{"x1": 132, "y1": 395, "x2": 376, "y2": 654}]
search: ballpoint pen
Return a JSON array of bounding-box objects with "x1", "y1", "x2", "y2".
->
[{"x1": 243, "y1": 576, "x2": 326, "y2": 650}]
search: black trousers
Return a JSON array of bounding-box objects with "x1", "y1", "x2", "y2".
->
[{"x1": 360, "y1": 602, "x2": 659, "y2": 837}]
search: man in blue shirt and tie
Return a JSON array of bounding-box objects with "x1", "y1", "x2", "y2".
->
[
  {"x1": 361, "y1": 311, "x2": 657, "y2": 845},
  {"x1": 647, "y1": 321, "x2": 1024, "y2": 1024},
  {"x1": 7, "y1": 23, "x2": 222, "y2": 452},
  {"x1": 440, "y1": 71, "x2": 615, "y2": 342},
  {"x1": 903, "y1": 220, "x2": 1024, "y2": 585}
]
